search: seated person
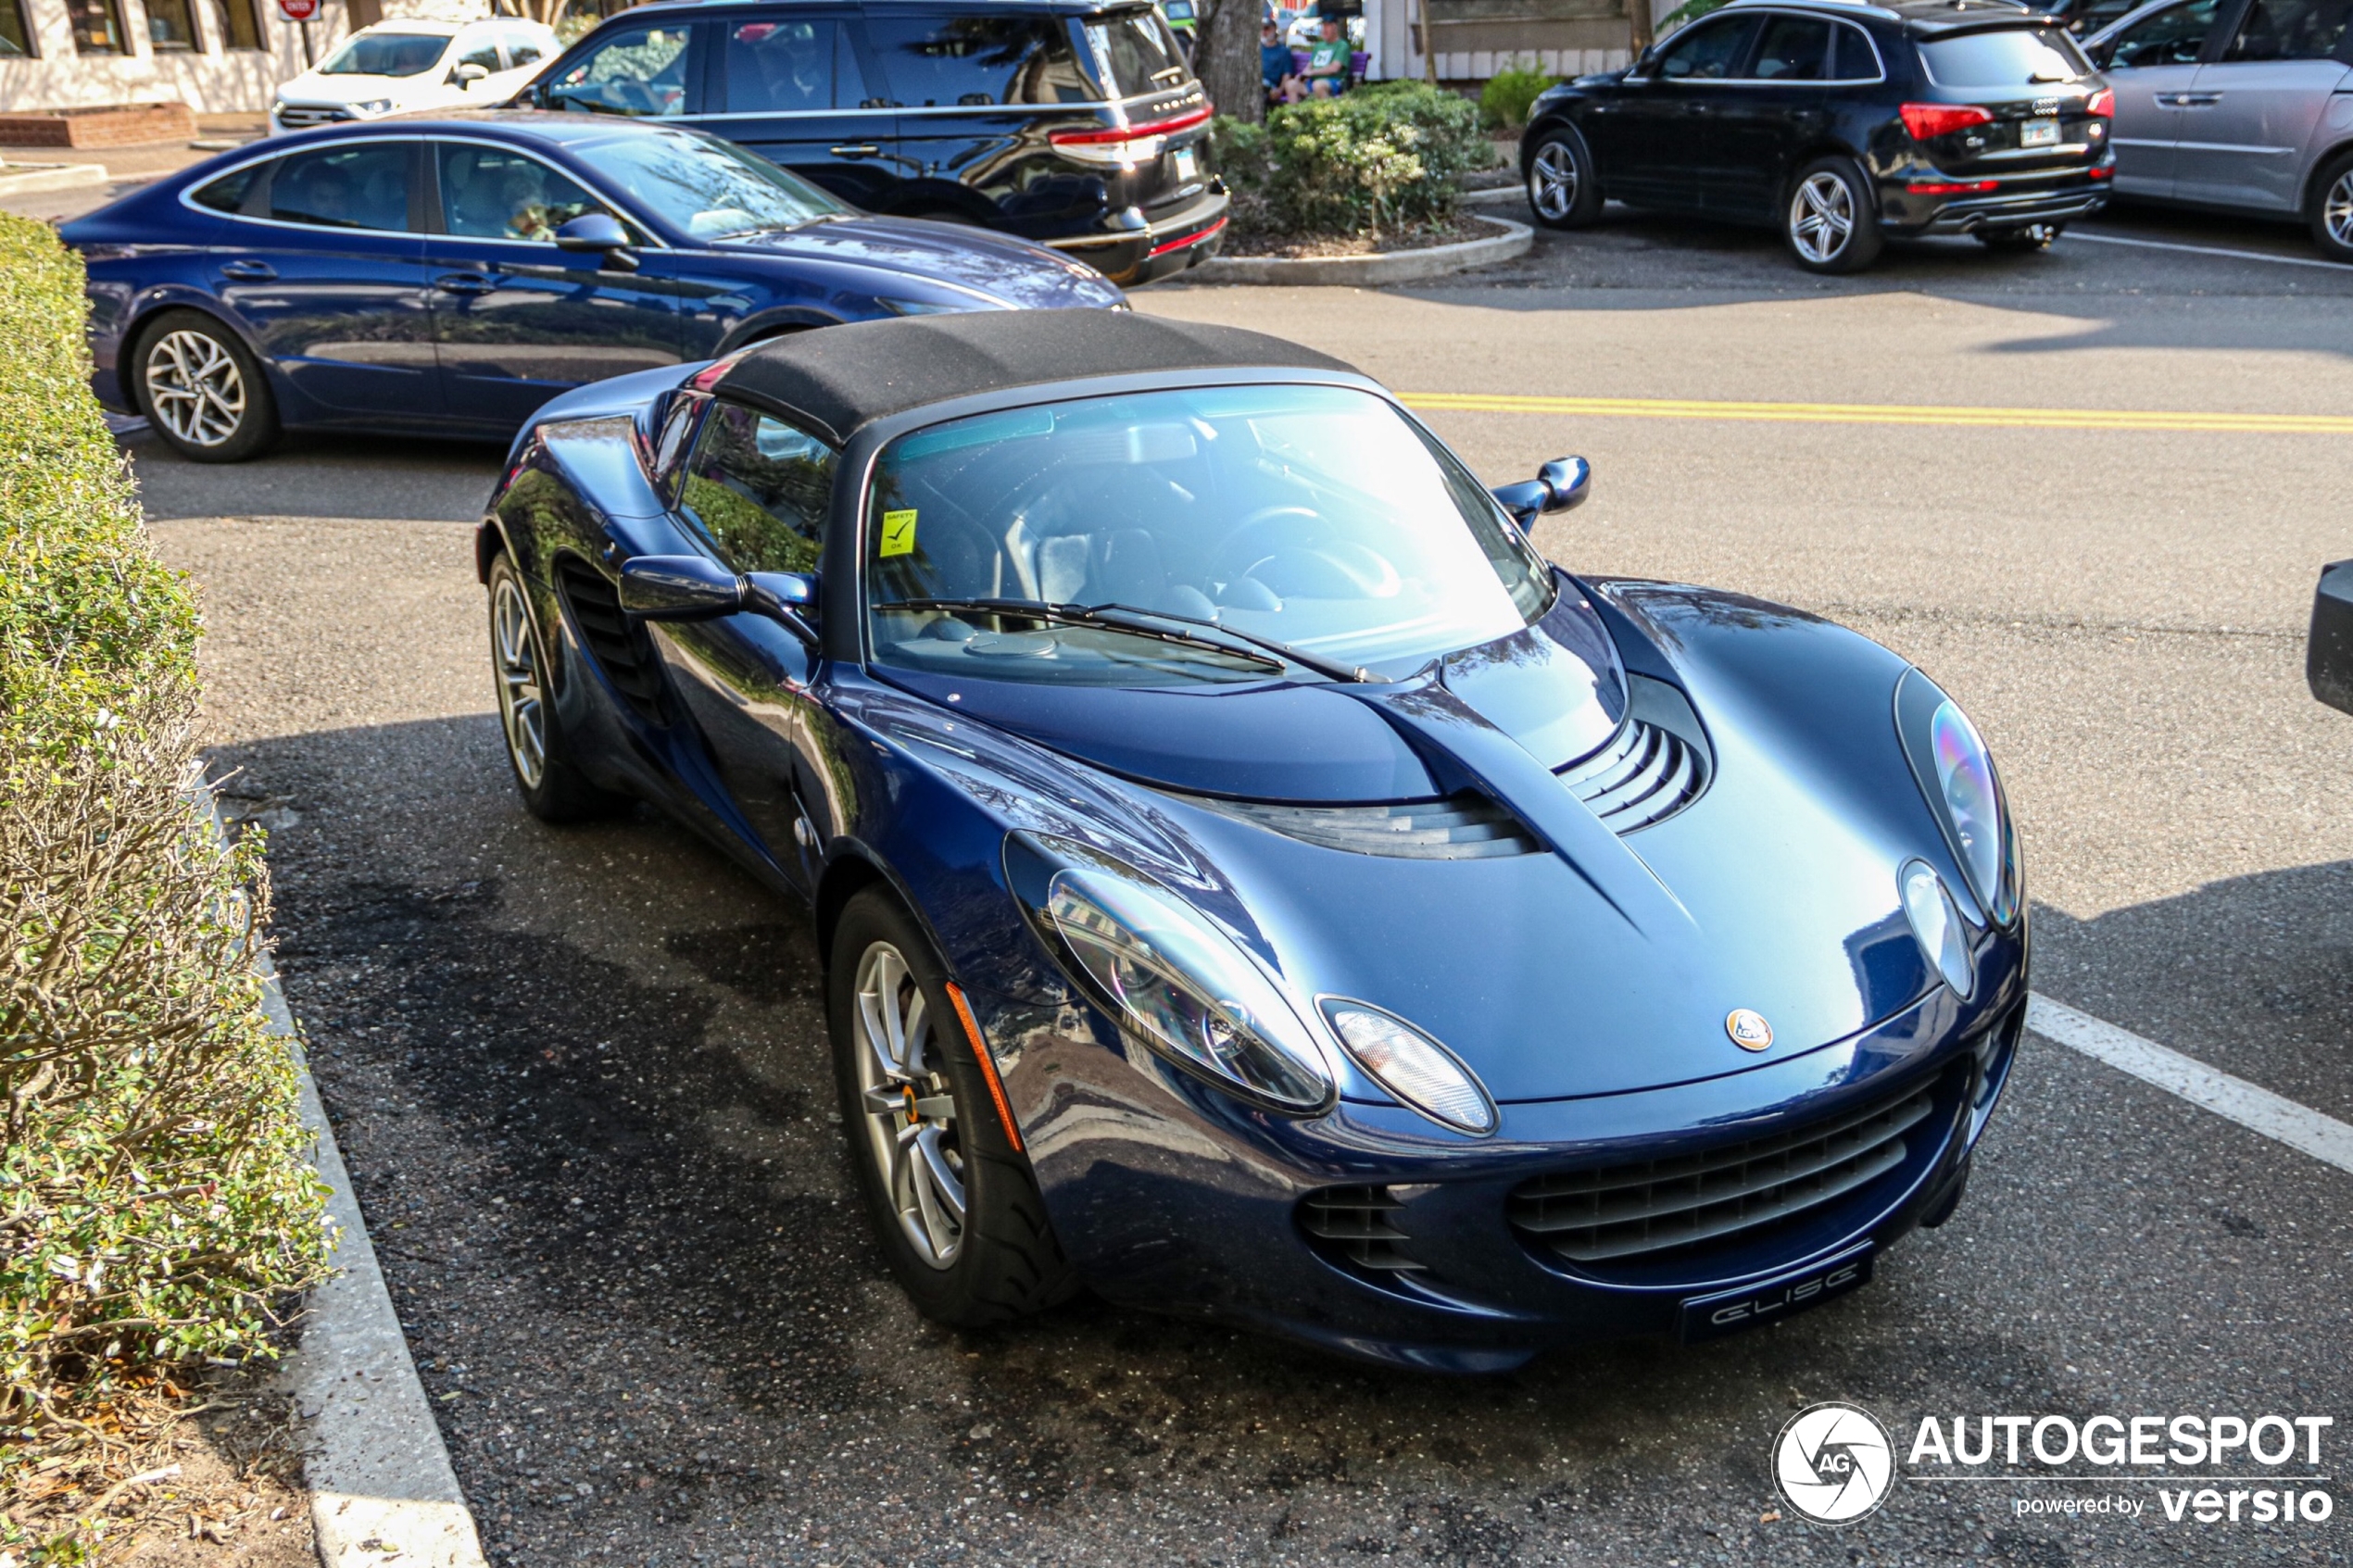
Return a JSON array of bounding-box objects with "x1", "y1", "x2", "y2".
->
[
  {"x1": 1303, "y1": 15, "x2": 1351, "y2": 97},
  {"x1": 1262, "y1": 18, "x2": 1303, "y2": 105}
]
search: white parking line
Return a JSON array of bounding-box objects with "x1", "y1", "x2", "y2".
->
[
  {"x1": 2068, "y1": 230, "x2": 2352, "y2": 272},
  {"x1": 2026, "y1": 993, "x2": 2353, "y2": 1177}
]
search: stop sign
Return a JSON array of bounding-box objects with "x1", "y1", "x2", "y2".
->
[{"x1": 276, "y1": 0, "x2": 318, "y2": 20}]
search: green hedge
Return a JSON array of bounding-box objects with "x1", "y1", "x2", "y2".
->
[
  {"x1": 0, "y1": 211, "x2": 329, "y2": 1546},
  {"x1": 1214, "y1": 82, "x2": 1493, "y2": 239},
  {"x1": 1479, "y1": 69, "x2": 1565, "y2": 132}
]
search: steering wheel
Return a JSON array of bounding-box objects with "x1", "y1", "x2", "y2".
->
[{"x1": 1210, "y1": 505, "x2": 1326, "y2": 586}]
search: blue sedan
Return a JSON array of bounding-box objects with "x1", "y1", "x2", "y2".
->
[
  {"x1": 61, "y1": 111, "x2": 1125, "y2": 462},
  {"x1": 476, "y1": 309, "x2": 2028, "y2": 1371}
]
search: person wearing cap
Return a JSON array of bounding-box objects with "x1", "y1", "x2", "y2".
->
[
  {"x1": 1303, "y1": 14, "x2": 1351, "y2": 97},
  {"x1": 1263, "y1": 17, "x2": 1303, "y2": 105}
]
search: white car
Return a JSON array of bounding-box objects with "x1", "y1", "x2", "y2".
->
[{"x1": 270, "y1": 19, "x2": 558, "y2": 135}]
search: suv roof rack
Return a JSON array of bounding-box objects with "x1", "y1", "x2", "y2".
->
[{"x1": 1719, "y1": 0, "x2": 1904, "y2": 16}]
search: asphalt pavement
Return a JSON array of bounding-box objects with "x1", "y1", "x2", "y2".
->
[{"x1": 139, "y1": 207, "x2": 2353, "y2": 1567}]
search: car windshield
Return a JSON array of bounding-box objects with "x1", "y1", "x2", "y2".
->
[
  {"x1": 321, "y1": 31, "x2": 448, "y2": 76},
  {"x1": 574, "y1": 127, "x2": 849, "y2": 239},
  {"x1": 865, "y1": 384, "x2": 1555, "y2": 688},
  {"x1": 1917, "y1": 27, "x2": 2088, "y2": 83}
]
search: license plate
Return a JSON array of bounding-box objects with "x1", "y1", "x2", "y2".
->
[
  {"x1": 1678, "y1": 1245, "x2": 1873, "y2": 1344},
  {"x1": 2020, "y1": 117, "x2": 2060, "y2": 147},
  {"x1": 1173, "y1": 146, "x2": 1198, "y2": 181}
]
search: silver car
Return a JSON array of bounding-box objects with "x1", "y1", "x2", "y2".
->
[{"x1": 2083, "y1": 0, "x2": 2353, "y2": 259}]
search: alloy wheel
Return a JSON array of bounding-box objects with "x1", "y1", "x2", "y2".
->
[
  {"x1": 145, "y1": 329, "x2": 245, "y2": 447},
  {"x1": 1529, "y1": 142, "x2": 1579, "y2": 222},
  {"x1": 2327, "y1": 169, "x2": 2353, "y2": 250},
  {"x1": 492, "y1": 576, "x2": 547, "y2": 791},
  {"x1": 853, "y1": 941, "x2": 966, "y2": 1270},
  {"x1": 1790, "y1": 172, "x2": 1855, "y2": 265}
]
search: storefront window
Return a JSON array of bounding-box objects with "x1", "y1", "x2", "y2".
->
[
  {"x1": 216, "y1": 0, "x2": 262, "y2": 49},
  {"x1": 0, "y1": 0, "x2": 35, "y2": 56},
  {"x1": 68, "y1": 0, "x2": 129, "y2": 53},
  {"x1": 145, "y1": 0, "x2": 201, "y2": 50}
]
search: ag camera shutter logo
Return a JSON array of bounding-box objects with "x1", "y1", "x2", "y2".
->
[{"x1": 1774, "y1": 1402, "x2": 1896, "y2": 1524}]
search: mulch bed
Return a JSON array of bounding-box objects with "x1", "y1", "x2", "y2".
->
[{"x1": 1219, "y1": 212, "x2": 1504, "y2": 260}]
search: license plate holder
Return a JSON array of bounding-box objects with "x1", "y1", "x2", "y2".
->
[
  {"x1": 1678, "y1": 1244, "x2": 1874, "y2": 1344},
  {"x1": 2020, "y1": 117, "x2": 2060, "y2": 147},
  {"x1": 1174, "y1": 146, "x2": 1199, "y2": 181}
]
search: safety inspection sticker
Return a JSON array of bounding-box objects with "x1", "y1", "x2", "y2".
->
[{"x1": 880, "y1": 509, "x2": 919, "y2": 558}]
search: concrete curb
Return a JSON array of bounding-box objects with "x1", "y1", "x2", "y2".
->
[
  {"x1": 1462, "y1": 184, "x2": 1526, "y2": 207},
  {"x1": 0, "y1": 161, "x2": 110, "y2": 197},
  {"x1": 1186, "y1": 214, "x2": 1531, "y2": 286},
  {"x1": 207, "y1": 794, "x2": 489, "y2": 1568}
]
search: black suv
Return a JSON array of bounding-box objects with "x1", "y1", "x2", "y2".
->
[
  {"x1": 524, "y1": 0, "x2": 1227, "y2": 285},
  {"x1": 1519, "y1": 0, "x2": 2115, "y2": 271}
]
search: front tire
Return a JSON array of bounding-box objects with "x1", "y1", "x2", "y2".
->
[
  {"x1": 486, "y1": 553, "x2": 630, "y2": 823},
  {"x1": 132, "y1": 308, "x2": 279, "y2": 462},
  {"x1": 1783, "y1": 157, "x2": 1882, "y2": 274},
  {"x1": 830, "y1": 887, "x2": 1077, "y2": 1327},
  {"x1": 1975, "y1": 222, "x2": 2063, "y2": 253},
  {"x1": 1524, "y1": 126, "x2": 1603, "y2": 230},
  {"x1": 2309, "y1": 150, "x2": 2353, "y2": 265}
]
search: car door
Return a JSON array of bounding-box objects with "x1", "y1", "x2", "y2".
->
[
  {"x1": 1591, "y1": 15, "x2": 1761, "y2": 210},
  {"x1": 2095, "y1": 0, "x2": 2227, "y2": 194},
  {"x1": 423, "y1": 138, "x2": 683, "y2": 429},
  {"x1": 649, "y1": 396, "x2": 837, "y2": 891},
  {"x1": 538, "y1": 16, "x2": 702, "y2": 119},
  {"x1": 2175, "y1": 0, "x2": 2353, "y2": 208},
  {"x1": 1707, "y1": 11, "x2": 1840, "y2": 220},
  {"x1": 211, "y1": 138, "x2": 443, "y2": 420},
  {"x1": 689, "y1": 11, "x2": 904, "y2": 210}
]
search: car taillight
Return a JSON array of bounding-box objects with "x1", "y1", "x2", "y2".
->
[
  {"x1": 1900, "y1": 103, "x2": 1995, "y2": 140},
  {"x1": 2084, "y1": 87, "x2": 2114, "y2": 117},
  {"x1": 1049, "y1": 103, "x2": 1214, "y2": 165}
]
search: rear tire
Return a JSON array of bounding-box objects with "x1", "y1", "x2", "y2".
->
[
  {"x1": 1783, "y1": 156, "x2": 1882, "y2": 274},
  {"x1": 1524, "y1": 126, "x2": 1604, "y2": 230},
  {"x1": 2309, "y1": 150, "x2": 2353, "y2": 265},
  {"x1": 132, "y1": 308, "x2": 279, "y2": 463},
  {"x1": 486, "y1": 553, "x2": 631, "y2": 823},
  {"x1": 830, "y1": 886, "x2": 1078, "y2": 1327},
  {"x1": 1975, "y1": 222, "x2": 2063, "y2": 253}
]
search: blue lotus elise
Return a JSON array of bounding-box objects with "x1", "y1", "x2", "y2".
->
[{"x1": 475, "y1": 311, "x2": 2027, "y2": 1371}]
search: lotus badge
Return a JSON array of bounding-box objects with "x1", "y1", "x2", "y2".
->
[{"x1": 1727, "y1": 1010, "x2": 1774, "y2": 1052}]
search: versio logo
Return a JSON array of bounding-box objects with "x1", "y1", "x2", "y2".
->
[{"x1": 1775, "y1": 1402, "x2": 1896, "y2": 1524}]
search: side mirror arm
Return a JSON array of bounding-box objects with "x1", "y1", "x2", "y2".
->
[{"x1": 1491, "y1": 456, "x2": 1592, "y2": 530}]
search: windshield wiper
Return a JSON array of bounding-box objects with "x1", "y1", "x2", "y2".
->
[
  {"x1": 1075, "y1": 601, "x2": 1378, "y2": 684},
  {"x1": 885, "y1": 597, "x2": 1285, "y2": 674}
]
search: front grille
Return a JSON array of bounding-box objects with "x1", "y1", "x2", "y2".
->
[
  {"x1": 555, "y1": 557, "x2": 665, "y2": 726},
  {"x1": 273, "y1": 106, "x2": 353, "y2": 128},
  {"x1": 1187, "y1": 792, "x2": 1539, "y2": 859},
  {"x1": 1557, "y1": 718, "x2": 1701, "y2": 832},
  {"x1": 1299, "y1": 1185, "x2": 1425, "y2": 1273},
  {"x1": 1509, "y1": 1079, "x2": 1939, "y2": 1267}
]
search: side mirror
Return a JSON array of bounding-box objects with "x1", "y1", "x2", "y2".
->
[
  {"x1": 618, "y1": 557, "x2": 819, "y2": 646},
  {"x1": 1491, "y1": 455, "x2": 1592, "y2": 529},
  {"x1": 452, "y1": 61, "x2": 490, "y2": 87},
  {"x1": 555, "y1": 211, "x2": 641, "y2": 272}
]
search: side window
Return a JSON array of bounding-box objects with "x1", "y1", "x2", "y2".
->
[
  {"x1": 191, "y1": 160, "x2": 265, "y2": 213},
  {"x1": 2221, "y1": 0, "x2": 2351, "y2": 60},
  {"x1": 2104, "y1": 0, "x2": 2218, "y2": 64},
  {"x1": 545, "y1": 23, "x2": 692, "y2": 116},
  {"x1": 455, "y1": 36, "x2": 502, "y2": 73},
  {"x1": 679, "y1": 402, "x2": 836, "y2": 574},
  {"x1": 1750, "y1": 15, "x2": 1831, "y2": 78},
  {"x1": 1831, "y1": 21, "x2": 1881, "y2": 77},
  {"x1": 723, "y1": 17, "x2": 841, "y2": 112},
  {"x1": 437, "y1": 143, "x2": 604, "y2": 242},
  {"x1": 1653, "y1": 16, "x2": 1758, "y2": 80},
  {"x1": 865, "y1": 13, "x2": 1094, "y2": 107},
  {"x1": 503, "y1": 31, "x2": 545, "y2": 68},
  {"x1": 269, "y1": 142, "x2": 413, "y2": 232}
]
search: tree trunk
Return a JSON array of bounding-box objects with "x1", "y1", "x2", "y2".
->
[
  {"x1": 1628, "y1": 0, "x2": 1655, "y2": 54},
  {"x1": 1195, "y1": 0, "x2": 1265, "y2": 125}
]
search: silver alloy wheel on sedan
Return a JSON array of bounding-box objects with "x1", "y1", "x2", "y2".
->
[
  {"x1": 1789, "y1": 171, "x2": 1855, "y2": 265},
  {"x1": 145, "y1": 328, "x2": 246, "y2": 447},
  {"x1": 1529, "y1": 141, "x2": 1579, "y2": 222},
  {"x1": 853, "y1": 941, "x2": 966, "y2": 1269},
  {"x1": 2327, "y1": 169, "x2": 2353, "y2": 251},
  {"x1": 492, "y1": 576, "x2": 547, "y2": 790}
]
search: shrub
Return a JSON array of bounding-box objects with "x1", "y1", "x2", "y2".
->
[
  {"x1": 1214, "y1": 81, "x2": 1493, "y2": 239},
  {"x1": 0, "y1": 211, "x2": 329, "y2": 1536},
  {"x1": 1479, "y1": 69, "x2": 1563, "y2": 132}
]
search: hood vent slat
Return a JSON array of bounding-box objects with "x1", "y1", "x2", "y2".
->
[
  {"x1": 1185, "y1": 793, "x2": 1540, "y2": 859},
  {"x1": 1557, "y1": 717, "x2": 1702, "y2": 832}
]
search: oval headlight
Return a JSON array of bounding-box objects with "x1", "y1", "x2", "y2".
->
[
  {"x1": 1045, "y1": 866, "x2": 1333, "y2": 1112},
  {"x1": 1321, "y1": 1000, "x2": 1496, "y2": 1135},
  {"x1": 1900, "y1": 859, "x2": 1974, "y2": 1000},
  {"x1": 1896, "y1": 669, "x2": 2014, "y2": 923}
]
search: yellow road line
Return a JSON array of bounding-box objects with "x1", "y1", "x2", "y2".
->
[{"x1": 1399, "y1": 392, "x2": 2353, "y2": 435}]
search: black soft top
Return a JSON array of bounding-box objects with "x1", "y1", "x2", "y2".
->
[{"x1": 709, "y1": 311, "x2": 1359, "y2": 445}]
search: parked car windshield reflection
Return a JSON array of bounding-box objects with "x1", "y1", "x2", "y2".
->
[
  {"x1": 321, "y1": 32, "x2": 448, "y2": 75},
  {"x1": 580, "y1": 126, "x2": 850, "y2": 240},
  {"x1": 866, "y1": 384, "x2": 1555, "y2": 686}
]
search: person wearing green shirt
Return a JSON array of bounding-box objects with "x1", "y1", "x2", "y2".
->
[{"x1": 1304, "y1": 15, "x2": 1351, "y2": 96}]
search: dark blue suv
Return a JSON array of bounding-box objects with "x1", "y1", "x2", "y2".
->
[{"x1": 525, "y1": 0, "x2": 1228, "y2": 284}]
